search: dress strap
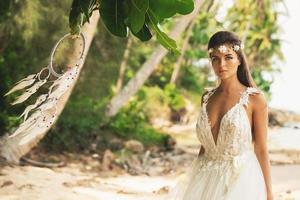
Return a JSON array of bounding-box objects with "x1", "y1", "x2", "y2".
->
[
  {"x1": 202, "y1": 87, "x2": 217, "y2": 105},
  {"x1": 239, "y1": 87, "x2": 262, "y2": 107}
]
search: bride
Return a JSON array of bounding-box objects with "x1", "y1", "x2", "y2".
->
[{"x1": 164, "y1": 31, "x2": 273, "y2": 200}]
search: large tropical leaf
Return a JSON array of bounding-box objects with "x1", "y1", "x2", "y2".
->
[
  {"x1": 69, "y1": 0, "x2": 84, "y2": 34},
  {"x1": 79, "y1": 0, "x2": 97, "y2": 23},
  {"x1": 146, "y1": 9, "x2": 179, "y2": 54},
  {"x1": 149, "y1": 0, "x2": 176, "y2": 20},
  {"x1": 149, "y1": 0, "x2": 194, "y2": 20},
  {"x1": 126, "y1": 0, "x2": 149, "y2": 33},
  {"x1": 130, "y1": 23, "x2": 152, "y2": 41},
  {"x1": 68, "y1": 0, "x2": 194, "y2": 51},
  {"x1": 99, "y1": 0, "x2": 128, "y2": 37},
  {"x1": 175, "y1": 0, "x2": 194, "y2": 15}
]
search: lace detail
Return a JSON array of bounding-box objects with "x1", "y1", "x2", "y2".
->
[
  {"x1": 195, "y1": 86, "x2": 261, "y2": 198},
  {"x1": 162, "y1": 87, "x2": 266, "y2": 200},
  {"x1": 202, "y1": 87, "x2": 217, "y2": 105},
  {"x1": 239, "y1": 87, "x2": 261, "y2": 107}
]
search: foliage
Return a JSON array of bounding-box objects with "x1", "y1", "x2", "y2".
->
[
  {"x1": 107, "y1": 97, "x2": 170, "y2": 146},
  {"x1": 147, "y1": 10, "x2": 220, "y2": 103},
  {"x1": 178, "y1": 65, "x2": 210, "y2": 94},
  {"x1": 136, "y1": 86, "x2": 171, "y2": 120},
  {"x1": 42, "y1": 96, "x2": 109, "y2": 151},
  {"x1": 178, "y1": 11, "x2": 222, "y2": 94},
  {"x1": 0, "y1": 0, "x2": 285, "y2": 151},
  {"x1": 42, "y1": 20, "x2": 128, "y2": 150},
  {"x1": 251, "y1": 68, "x2": 273, "y2": 100},
  {"x1": 163, "y1": 83, "x2": 186, "y2": 112},
  {"x1": 0, "y1": 1, "x2": 73, "y2": 135},
  {"x1": 105, "y1": 84, "x2": 186, "y2": 146},
  {"x1": 69, "y1": 0, "x2": 194, "y2": 54},
  {"x1": 0, "y1": 0, "x2": 13, "y2": 23},
  {"x1": 225, "y1": 0, "x2": 284, "y2": 96}
]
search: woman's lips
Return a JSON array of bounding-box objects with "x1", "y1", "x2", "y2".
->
[{"x1": 219, "y1": 70, "x2": 227, "y2": 73}]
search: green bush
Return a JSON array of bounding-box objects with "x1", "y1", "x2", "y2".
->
[
  {"x1": 164, "y1": 83, "x2": 186, "y2": 111},
  {"x1": 107, "y1": 98, "x2": 170, "y2": 146},
  {"x1": 42, "y1": 96, "x2": 109, "y2": 151}
]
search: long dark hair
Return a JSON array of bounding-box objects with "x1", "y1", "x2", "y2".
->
[{"x1": 208, "y1": 31, "x2": 256, "y2": 87}]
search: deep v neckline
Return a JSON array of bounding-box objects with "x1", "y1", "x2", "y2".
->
[{"x1": 204, "y1": 87, "x2": 249, "y2": 147}]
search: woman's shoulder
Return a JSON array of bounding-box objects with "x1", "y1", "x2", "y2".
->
[
  {"x1": 247, "y1": 87, "x2": 268, "y2": 110},
  {"x1": 246, "y1": 86, "x2": 263, "y2": 95}
]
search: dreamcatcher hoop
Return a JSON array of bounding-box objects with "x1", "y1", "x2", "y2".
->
[
  {"x1": 48, "y1": 33, "x2": 86, "y2": 78},
  {"x1": 5, "y1": 32, "x2": 87, "y2": 142}
]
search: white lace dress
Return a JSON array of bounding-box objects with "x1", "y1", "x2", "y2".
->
[{"x1": 164, "y1": 87, "x2": 267, "y2": 200}]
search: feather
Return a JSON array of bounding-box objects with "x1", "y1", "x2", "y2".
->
[
  {"x1": 18, "y1": 94, "x2": 48, "y2": 120},
  {"x1": 5, "y1": 77, "x2": 37, "y2": 96},
  {"x1": 11, "y1": 79, "x2": 47, "y2": 105},
  {"x1": 47, "y1": 66, "x2": 78, "y2": 93},
  {"x1": 47, "y1": 68, "x2": 78, "y2": 99},
  {"x1": 15, "y1": 74, "x2": 37, "y2": 84},
  {"x1": 37, "y1": 98, "x2": 57, "y2": 111},
  {"x1": 18, "y1": 105, "x2": 36, "y2": 121}
]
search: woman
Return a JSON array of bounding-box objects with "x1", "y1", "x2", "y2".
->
[{"x1": 165, "y1": 31, "x2": 273, "y2": 200}]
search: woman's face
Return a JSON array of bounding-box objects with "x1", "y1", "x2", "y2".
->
[{"x1": 209, "y1": 43, "x2": 241, "y2": 80}]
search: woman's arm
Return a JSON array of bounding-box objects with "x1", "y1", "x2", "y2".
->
[{"x1": 251, "y1": 93, "x2": 273, "y2": 199}]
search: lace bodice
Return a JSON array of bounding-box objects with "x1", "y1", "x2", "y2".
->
[
  {"x1": 196, "y1": 87, "x2": 260, "y2": 158},
  {"x1": 163, "y1": 87, "x2": 265, "y2": 200},
  {"x1": 195, "y1": 87, "x2": 262, "y2": 196}
]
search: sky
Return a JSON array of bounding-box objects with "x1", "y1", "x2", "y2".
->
[{"x1": 269, "y1": 0, "x2": 300, "y2": 114}]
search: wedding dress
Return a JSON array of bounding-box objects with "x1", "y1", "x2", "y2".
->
[{"x1": 164, "y1": 87, "x2": 267, "y2": 200}]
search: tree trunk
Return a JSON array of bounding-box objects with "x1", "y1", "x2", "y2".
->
[
  {"x1": 170, "y1": 0, "x2": 216, "y2": 84},
  {"x1": 0, "y1": 12, "x2": 100, "y2": 164},
  {"x1": 115, "y1": 35, "x2": 132, "y2": 94},
  {"x1": 105, "y1": 0, "x2": 203, "y2": 118},
  {"x1": 170, "y1": 19, "x2": 197, "y2": 84}
]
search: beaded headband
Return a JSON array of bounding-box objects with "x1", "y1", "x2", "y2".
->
[{"x1": 208, "y1": 43, "x2": 244, "y2": 54}]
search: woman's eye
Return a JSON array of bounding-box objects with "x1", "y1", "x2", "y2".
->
[{"x1": 225, "y1": 57, "x2": 233, "y2": 60}]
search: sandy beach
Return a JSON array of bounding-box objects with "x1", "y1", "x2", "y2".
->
[{"x1": 0, "y1": 124, "x2": 299, "y2": 200}]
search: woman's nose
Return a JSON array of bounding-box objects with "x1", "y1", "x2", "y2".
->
[{"x1": 220, "y1": 58, "x2": 226, "y2": 68}]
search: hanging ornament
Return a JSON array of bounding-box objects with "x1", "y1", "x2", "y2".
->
[{"x1": 5, "y1": 33, "x2": 86, "y2": 139}]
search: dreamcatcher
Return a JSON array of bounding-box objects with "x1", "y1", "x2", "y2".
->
[{"x1": 4, "y1": 33, "x2": 86, "y2": 146}]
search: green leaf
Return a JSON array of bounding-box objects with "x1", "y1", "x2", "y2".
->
[
  {"x1": 149, "y1": 0, "x2": 176, "y2": 19},
  {"x1": 146, "y1": 9, "x2": 179, "y2": 54},
  {"x1": 99, "y1": 0, "x2": 128, "y2": 37},
  {"x1": 69, "y1": 0, "x2": 84, "y2": 35},
  {"x1": 130, "y1": 24, "x2": 152, "y2": 41},
  {"x1": 126, "y1": 0, "x2": 149, "y2": 33},
  {"x1": 0, "y1": 0, "x2": 11, "y2": 22},
  {"x1": 175, "y1": 0, "x2": 194, "y2": 15},
  {"x1": 149, "y1": 0, "x2": 194, "y2": 20},
  {"x1": 79, "y1": 0, "x2": 97, "y2": 23}
]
